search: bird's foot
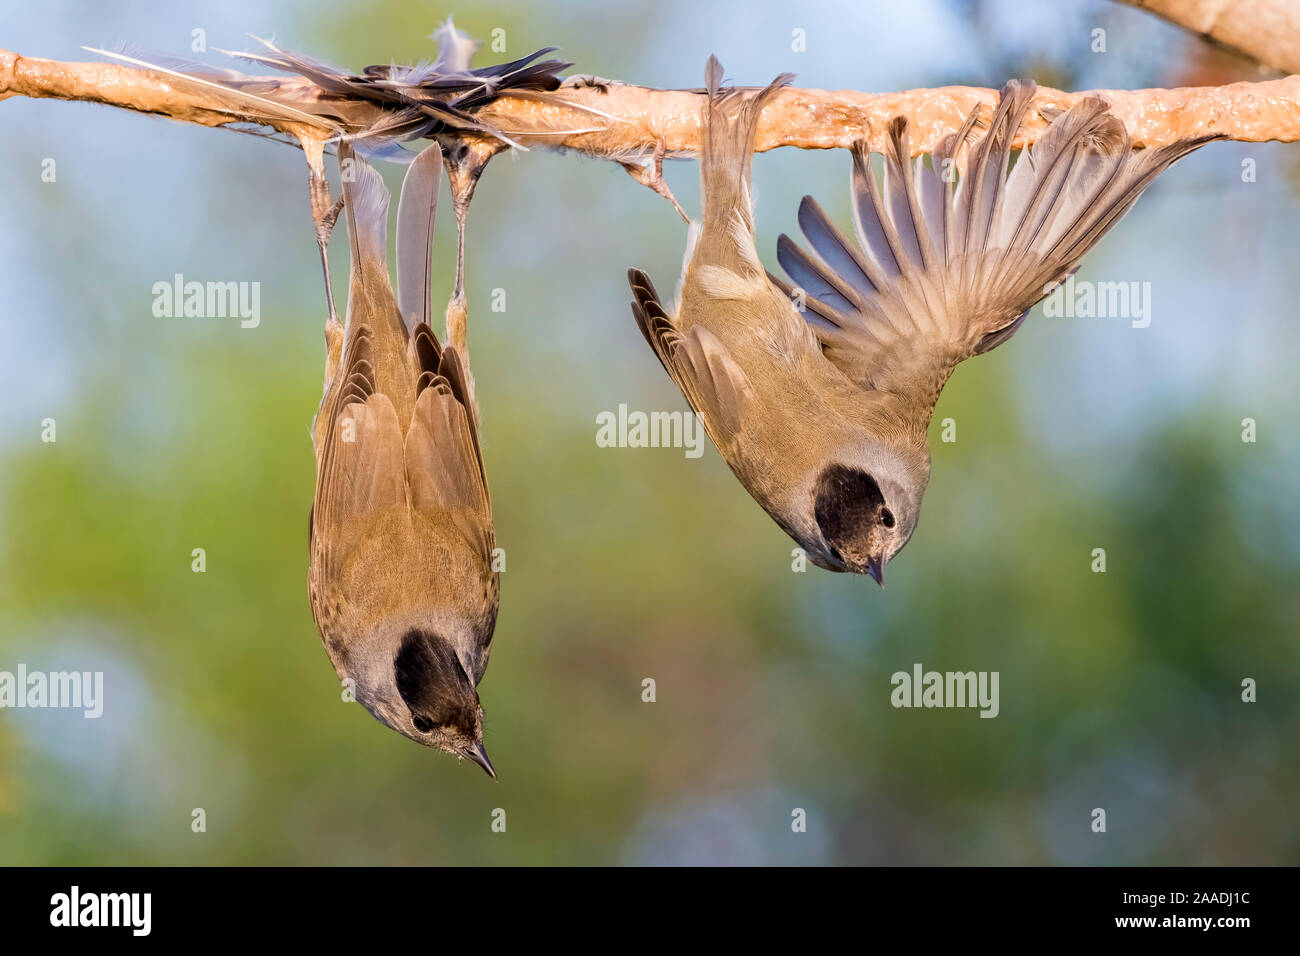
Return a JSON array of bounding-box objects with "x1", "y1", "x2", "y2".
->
[
  {"x1": 305, "y1": 143, "x2": 346, "y2": 327},
  {"x1": 621, "y1": 138, "x2": 689, "y2": 223},
  {"x1": 560, "y1": 74, "x2": 620, "y2": 92}
]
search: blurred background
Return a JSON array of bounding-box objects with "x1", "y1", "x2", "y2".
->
[{"x1": 0, "y1": 0, "x2": 1296, "y2": 865}]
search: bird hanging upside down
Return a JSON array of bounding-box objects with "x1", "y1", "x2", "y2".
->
[
  {"x1": 630, "y1": 57, "x2": 1218, "y2": 586},
  {"x1": 307, "y1": 142, "x2": 501, "y2": 777},
  {"x1": 85, "y1": 23, "x2": 570, "y2": 773}
]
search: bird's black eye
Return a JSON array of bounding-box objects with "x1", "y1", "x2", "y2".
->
[
  {"x1": 412, "y1": 715, "x2": 434, "y2": 734},
  {"x1": 881, "y1": 508, "x2": 896, "y2": 529}
]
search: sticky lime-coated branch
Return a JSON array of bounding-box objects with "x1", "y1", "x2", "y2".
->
[{"x1": 5, "y1": 48, "x2": 1300, "y2": 160}]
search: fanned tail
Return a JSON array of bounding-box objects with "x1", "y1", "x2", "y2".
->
[{"x1": 699, "y1": 55, "x2": 794, "y2": 245}]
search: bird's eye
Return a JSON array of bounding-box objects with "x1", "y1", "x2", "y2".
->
[
  {"x1": 881, "y1": 508, "x2": 896, "y2": 529},
  {"x1": 412, "y1": 715, "x2": 434, "y2": 733}
]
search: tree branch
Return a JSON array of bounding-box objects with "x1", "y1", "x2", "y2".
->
[
  {"x1": 4, "y1": 47, "x2": 1300, "y2": 164},
  {"x1": 0, "y1": 48, "x2": 331, "y2": 149},
  {"x1": 1117, "y1": 0, "x2": 1300, "y2": 75}
]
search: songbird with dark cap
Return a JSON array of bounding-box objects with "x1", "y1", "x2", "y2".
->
[
  {"x1": 308, "y1": 142, "x2": 500, "y2": 777},
  {"x1": 629, "y1": 58, "x2": 1216, "y2": 586}
]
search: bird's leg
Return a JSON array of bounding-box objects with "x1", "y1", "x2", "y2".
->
[
  {"x1": 316, "y1": 190, "x2": 347, "y2": 385},
  {"x1": 301, "y1": 136, "x2": 346, "y2": 385},
  {"x1": 313, "y1": 189, "x2": 346, "y2": 325},
  {"x1": 442, "y1": 138, "x2": 501, "y2": 408},
  {"x1": 621, "y1": 137, "x2": 689, "y2": 224}
]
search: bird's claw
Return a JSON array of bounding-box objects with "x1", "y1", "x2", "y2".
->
[
  {"x1": 306, "y1": 163, "x2": 345, "y2": 327},
  {"x1": 621, "y1": 138, "x2": 690, "y2": 223},
  {"x1": 320, "y1": 195, "x2": 345, "y2": 236},
  {"x1": 561, "y1": 73, "x2": 619, "y2": 92}
]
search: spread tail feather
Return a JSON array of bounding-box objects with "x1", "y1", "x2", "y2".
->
[
  {"x1": 341, "y1": 147, "x2": 390, "y2": 276},
  {"x1": 699, "y1": 55, "x2": 794, "y2": 243}
]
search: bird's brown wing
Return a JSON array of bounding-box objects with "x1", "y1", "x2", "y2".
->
[
  {"x1": 395, "y1": 141, "x2": 491, "y2": 549},
  {"x1": 629, "y1": 268, "x2": 756, "y2": 455},
  {"x1": 776, "y1": 80, "x2": 1218, "y2": 407},
  {"x1": 405, "y1": 340, "x2": 493, "y2": 557},
  {"x1": 310, "y1": 323, "x2": 408, "y2": 588},
  {"x1": 404, "y1": 336, "x2": 498, "y2": 680}
]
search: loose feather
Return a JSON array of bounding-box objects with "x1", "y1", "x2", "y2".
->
[
  {"x1": 89, "y1": 23, "x2": 575, "y2": 157},
  {"x1": 396, "y1": 143, "x2": 443, "y2": 331}
]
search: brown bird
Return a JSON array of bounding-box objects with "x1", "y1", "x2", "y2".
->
[
  {"x1": 307, "y1": 142, "x2": 499, "y2": 776},
  {"x1": 87, "y1": 25, "x2": 591, "y2": 772},
  {"x1": 630, "y1": 59, "x2": 1216, "y2": 585}
]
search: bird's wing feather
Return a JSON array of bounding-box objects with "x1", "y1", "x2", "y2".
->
[
  {"x1": 310, "y1": 350, "x2": 407, "y2": 582},
  {"x1": 404, "y1": 336, "x2": 498, "y2": 668},
  {"x1": 778, "y1": 80, "x2": 1218, "y2": 406},
  {"x1": 629, "y1": 268, "x2": 755, "y2": 452},
  {"x1": 405, "y1": 340, "x2": 493, "y2": 561}
]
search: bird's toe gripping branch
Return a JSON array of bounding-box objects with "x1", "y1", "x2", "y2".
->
[
  {"x1": 621, "y1": 137, "x2": 690, "y2": 223},
  {"x1": 299, "y1": 133, "x2": 347, "y2": 383},
  {"x1": 559, "y1": 73, "x2": 621, "y2": 92},
  {"x1": 440, "y1": 136, "x2": 503, "y2": 409}
]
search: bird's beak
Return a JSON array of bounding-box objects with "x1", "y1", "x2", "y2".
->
[
  {"x1": 464, "y1": 742, "x2": 497, "y2": 779},
  {"x1": 865, "y1": 554, "x2": 886, "y2": 588}
]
